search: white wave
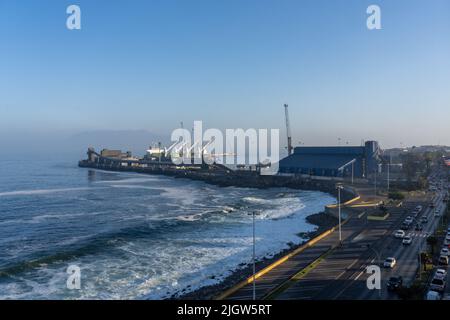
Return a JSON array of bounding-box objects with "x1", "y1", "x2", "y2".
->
[
  {"x1": 243, "y1": 196, "x2": 267, "y2": 204},
  {"x1": 0, "y1": 181, "x2": 336, "y2": 300},
  {"x1": 0, "y1": 187, "x2": 103, "y2": 197},
  {"x1": 109, "y1": 184, "x2": 161, "y2": 190},
  {"x1": 222, "y1": 206, "x2": 235, "y2": 213},
  {"x1": 176, "y1": 214, "x2": 204, "y2": 222}
]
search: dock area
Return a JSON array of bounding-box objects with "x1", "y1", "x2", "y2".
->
[{"x1": 78, "y1": 148, "x2": 360, "y2": 201}]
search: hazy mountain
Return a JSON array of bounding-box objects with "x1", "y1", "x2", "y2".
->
[
  {"x1": 67, "y1": 130, "x2": 169, "y2": 156},
  {"x1": 0, "y1": 129, "x2": 169, "y2": 159}
]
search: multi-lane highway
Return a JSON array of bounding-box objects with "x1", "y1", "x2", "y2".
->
[
  {"x1": 223, "y1": 167, "x2": 448, "y2": 301},
  {"x1": 272, "y1": 171, "x2": 448, "y2": 300}
]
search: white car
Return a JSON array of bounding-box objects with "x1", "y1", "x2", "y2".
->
[
  {"x1": 445, "y1": 236, "x2": 450, "y2": 246},
  {"x1": 435, "y1": 269, "x2": 447, "y2": 278},
  {"x1": 426, "y1": 290, "x2": 442, "y2": 300},
  {"x1": 430, "y1": 277, "x2": 446, "y2": 292},
  {"x1": 394, "y1": 230, "x2": 405, "y2": 239},
  {"x1": 402, "y1": 236, "x2": 413, "y2": 245},
  {"x1": 434, "y1": 210, "x2": 441, "y2": 217},
  {"x1": 440, "y1": 248, "x2": 450, "y2": 257},
  {"x1": 405, "y1": 217, "x2": 414, "y2": 224},
  {"x1": 384, "y1": 257, "x2": 397, "y2": 268}
]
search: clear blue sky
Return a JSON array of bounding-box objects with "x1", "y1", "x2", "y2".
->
[{"x1": 0, "y1": 0, "x2": 449, "y2": 149}]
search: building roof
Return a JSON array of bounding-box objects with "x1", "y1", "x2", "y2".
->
[
  {"x1": 293, "y1": 146, "x2": 365, "y2": 156},
  {"x1": 279, "y1": 154, "x2": 358, "y2": 170}
]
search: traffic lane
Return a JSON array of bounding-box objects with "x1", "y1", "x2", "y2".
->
[
  {"x1": 312, "y1": 204, "x2": 411, "y2": 300},
  {"x1": 271, "y1": 197, "x2": 432, "y2": 300},
  {"x1": 281, "y1": 201, "x2": 423, "y2": 300},
  {"x1": 333, "y1": 199, "x2": 438, "y2": 300},
  {"x1": 272, "y1": 221, "x2": 370, "y2": 300},
  {"x1": 275, "y1": 244, "x2": 368, "y2": 300},
  {"x1": 229, "y1": 209, "x2": 369, "y2": 300},
  {"x1": 329, "y1": 199, "x2": 431, "y2": 299},
  {"x1": 363, "y1": 195, "x2": 444, "y2": 299},
  {"x1": 380, "y1": 208, "x2": 439, "y2": 295}
]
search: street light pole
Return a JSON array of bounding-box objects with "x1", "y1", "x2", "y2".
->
[
  {"x1": 337, "y1": 185, "x2": 343, "y2": 244},
  {"x1": 374, "y1": 170, "x2": 377, "y2": 195},
  {"x1": 387, "y1": 154, "x2": 391, "y2": 192},
  {"x1": 252, "y1": 210, "x2": 256, "y2": 300},
  {"x1": 351, "y1": 161, "x2": 354, "y2": 185}
]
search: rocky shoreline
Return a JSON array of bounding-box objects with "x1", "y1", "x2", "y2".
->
[{"x1": 173, "y1": 211, "x2": 338, "y2": 300}]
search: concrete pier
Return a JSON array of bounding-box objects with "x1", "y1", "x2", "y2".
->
[{"x1": 78, "y1": 151, "x2": 358, "y2": 202}]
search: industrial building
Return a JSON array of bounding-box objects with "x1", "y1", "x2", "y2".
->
[{"x1": 279, "y1": 141, "x2": 382, "y2": 178}]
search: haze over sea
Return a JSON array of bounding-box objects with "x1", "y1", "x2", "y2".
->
[{"x1": 0, "y1": 155, "x2": 334, "y2": 299}]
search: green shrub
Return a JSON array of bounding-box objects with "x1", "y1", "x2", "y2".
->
[{"x1": 388, "y1": 191, "x2": 405, "y2": 200}]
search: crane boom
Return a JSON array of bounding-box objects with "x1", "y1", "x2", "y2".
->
[{"x1": 284, "y1": 104, "x2": 293, "y2": 155}]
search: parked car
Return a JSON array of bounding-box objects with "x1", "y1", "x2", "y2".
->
[
  {"x1": 405, "y1": 217, "x2": 414, "y2": 224},
  {"x1": 430, "y1": 277, "x2": 446, "y2": 292},
  {"x1": 384, "y1": 257, "x2": 396, "y2": 268},
  {"x1": 402, "y1": 236, "x2": 412, "y2": 245},
  {"x1": 435, "y1": 269, "x2": 447, "y2": 278},
  {"x1": 445, "y1": 236, "x2": 450, "y2": 246},
  {"x1": 394, "y1": 230, "x2": 405, "y2": 239},
  {"x1": 438, "y1": 255, "x2": 449, "y2": 266},
  {"x1": 440, "y1": 248, "x2": 450, "y2": 257},
  {"x1": 426, "y1": 290, "x2": 442, "y2": 300},
  {"x1": 387, "y1": 276, "x2": 403, "y2": 291}
]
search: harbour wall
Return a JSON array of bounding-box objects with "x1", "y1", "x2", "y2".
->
[{"x1": 78, "y1": 159, "x2": 358, "y2": 202}]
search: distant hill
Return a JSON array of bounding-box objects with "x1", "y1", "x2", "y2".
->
[
  {"x1": 67, "y1": 130, "x2": 169, "y2": 156},
  {"x1": 0, "y1": 129, "x2": 169, "y2": 159}
]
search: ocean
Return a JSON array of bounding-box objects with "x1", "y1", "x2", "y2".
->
[{"x1": 0, "y1": 156, "x2": 335, "y2": 299}]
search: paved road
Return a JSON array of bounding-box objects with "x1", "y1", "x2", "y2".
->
[
  {"x1": 226, "y1": 211, "x2": 367, "y2": 300},
  {"x1": 226, "y1": 171, "x2": 448, "y2": 300},
  {"x1": 360, "y1": 191, "x2": 446, "y2": 300},
  {"x1": 330, "y1": 191, "x2": 446, "y2": 300},
  {"x1": 274, "y1": 198, "x2": 430, "y2": 299}
]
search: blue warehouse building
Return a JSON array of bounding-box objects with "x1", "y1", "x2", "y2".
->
[{"x1": 279, "y1": 141, "x2": 381, "y2": 178}]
